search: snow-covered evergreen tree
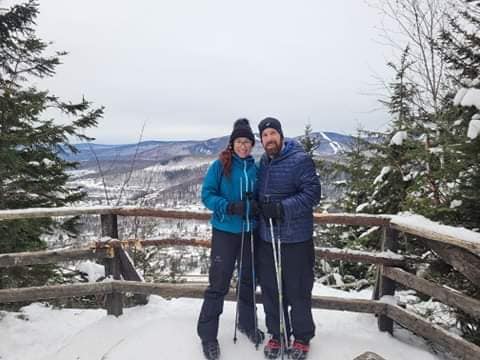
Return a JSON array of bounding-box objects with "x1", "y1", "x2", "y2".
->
[
  {"x1": 299, "y1": 123, "x2": 320, "y2": 157},
  {"x1": 435, "y1": 1, "x2": 480, "y2": 343},
  {"x1": 334, "y1": 0, "x2": 480, "y2": 344},
  {"x1": 439, "y1": 5, "x2": 480, "y2": 230},
  {"x1": 0, "y1": 1, "x2": 103, "y2": 288}
]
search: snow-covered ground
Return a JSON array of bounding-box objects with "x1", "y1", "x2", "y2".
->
[{"x1": 1, "y1": 285, "x2": 440, "y2": 360}]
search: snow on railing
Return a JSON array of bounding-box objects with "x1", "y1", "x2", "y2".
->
[
  {"x1": 390, "y1": 213, "x2": 480, "y2": 256},
  {"x1": 1, "y1": 207, "x2": 479, "y2": 254}
]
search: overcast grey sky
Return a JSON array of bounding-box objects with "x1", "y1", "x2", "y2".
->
[{"x1": 33, "y1": 0, "x2": 392, "y2": 143}]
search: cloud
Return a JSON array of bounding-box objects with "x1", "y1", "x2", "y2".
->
[{"x1": 35, "y1": 0, "x2": 389, "y2": 143}]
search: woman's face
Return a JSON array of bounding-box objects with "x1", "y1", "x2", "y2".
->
[{"x1": 233, "y1": 137, "x2": 253, "y2": 158}]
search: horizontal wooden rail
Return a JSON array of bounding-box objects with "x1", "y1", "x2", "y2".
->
[
  {"x1": 0, "y1": 239, "x2": 211, "y2": 268},
  {"x1": 0, "y1": 206, "x2": 119, "y2": 220},
  {"x1": 0, "y1": 206, "x2": 212, "y2": 222},
  {"x1": 314, "y1": 213, "x2": 390, "y2": 226},
  {"x1": 135, "y1": 238, "x2": 211, "y2": 248},
  {"x1": 0, "y1": 207, "x2": 392, "y2": 226},
  {"x1": 1, "y1": 206, "x2": 478, "y2": 257},
  {"x1": 315, "y1": 247, "x2": 406, "y2": 266},
  {"x1": 0, "y1": 282, "x2": 113, "y2": 303},
  {"x1": 1, "y1": 240, "x2": 416, "y2": 268},
  {"x1": 383, "y1": 267, "x2": 480, "y2": 319},
  {"x1": 311, "y1": 295, "x2": 386, "y2": 314},
  {"x1": 390, "y1": 215, "x2": 480, "y2": 257},
  {"x1": 114, "y1": 281, "x2": 220, "y2": 301},
  {"x1": 0, "y1": 247, "x2": 109, "y2": 268},
  {"x1": 113, "y1": 208, "x2": 211, "y2": 221},
  {"x1": 115, "y1": 281, "x2": 387, "y2": 314},
  {"x1": 386, "y1": 304, "x2": 480, "y2": 360},
  {"x1": 0, "y1": 280, "x2": 385, "y2": 315}
]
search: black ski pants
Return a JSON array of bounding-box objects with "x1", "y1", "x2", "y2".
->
[
  {"x1": 257, "y1": 237, "x2": 315, "y2": 343},
  {"x1": 197, "y1": 227, "x2": 256, "y2": 342}
]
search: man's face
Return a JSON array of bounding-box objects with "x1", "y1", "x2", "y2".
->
[{"x1": 261, "y1": 128, "x2": 282, "y2": 157}]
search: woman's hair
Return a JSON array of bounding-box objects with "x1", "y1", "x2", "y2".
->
[
  {"x1": 219, "y1": 145, "x2": 233, "y2": 177},
  {"x1": 220, "y1": 118, "x2": 254, "y2": 177}
]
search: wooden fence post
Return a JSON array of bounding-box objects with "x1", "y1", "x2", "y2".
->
[
  {"x1": 117, "y1": 247, "x2": 149, "y2": 305},
  {"x1": 101, "y1": 214, "x2": 123, "y2": 316},
  {"x1": 377, "y1": 226, "x2": 398, "y2": 333}
]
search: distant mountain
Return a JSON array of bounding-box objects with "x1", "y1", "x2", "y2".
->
[
  {"x1": 309, "y1": 132, "x2": 353, "y2": 155},
  {"x1": 61, "y1": 131, "x2": 353, "y2": 163}
]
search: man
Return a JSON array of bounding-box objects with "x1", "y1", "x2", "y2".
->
[{"x1": 256, "y1": 117, "x2": 321, "y2": 360}]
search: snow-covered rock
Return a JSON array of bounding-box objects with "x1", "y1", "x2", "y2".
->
[{"x1": 76, "y1": 261, "x2": 105, "y2": 282}]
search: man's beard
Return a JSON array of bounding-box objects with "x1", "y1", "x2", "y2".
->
[{"x1": 265, "y1": 140, "x2": 281, "y2": 157}]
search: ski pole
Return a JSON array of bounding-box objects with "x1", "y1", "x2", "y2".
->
[
  {"x1": 234, "y1": 220, "x2": 246, "y2": 344},
  {"x1": 234, "y1": 179, "x2": 246, "y2": 344},
  {"x1": 246, "y1": 191, "x2": 260, "y2": 349},
  {"x1": 250, "y1": 229, "x2": 259, "y2": 349},
  {"x1": 276, "y1": 221, "x2": 289, "y2": 354},
  {"x1": 268, "y1": 217, "x2": 286, "y2": 360}
]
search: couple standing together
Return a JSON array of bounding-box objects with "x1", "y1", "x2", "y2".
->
[{"x1": 197, "y1": 117, "x2": 321, "y2": 360}]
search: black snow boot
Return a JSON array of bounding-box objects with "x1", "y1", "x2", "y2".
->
[
  {"x1": 202, "y1": 340, "x2": 220, "y2": 360},
  {"x1": 239, "y1": 326, "x2": 265, "y2": 346},
  {"x1": 289, "y1": 339, "x2": 310, "y2": 360}
]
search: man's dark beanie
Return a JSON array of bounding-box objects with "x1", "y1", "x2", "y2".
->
[
  {"x1": 229, "y1": 118, "x2": 255, "y2": 146},
  {"x1": 258, "y1": 117, "x2": 283, "y2": 138}
]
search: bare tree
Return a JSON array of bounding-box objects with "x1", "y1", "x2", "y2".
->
[
  {"x1": 115, "y1": 121, "x2": 146, "y2": 206},
  {"x1": 88, "y1": 143, "x2": 111, "y2": 204},
  {"x1": 85, "y1": 121, "x2": 149, "y2": 206},
  {"x1": 368, "y1": 0, "x2": 454, "y2": 113}
]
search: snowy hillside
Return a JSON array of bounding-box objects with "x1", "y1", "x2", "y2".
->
[
  {"x1": 1, "y1": 285, "x2": 440, "y2": 360},
  {"x1": 61, "y1": 131, "x2": 353, "y2": 164},
  {"x1": 61, "y1": 131, "x2": 352, "y2": 209}
]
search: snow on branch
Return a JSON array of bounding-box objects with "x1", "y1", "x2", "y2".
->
[{"x1": 467, "y1": 119, "x2": 480, "y2": 139}]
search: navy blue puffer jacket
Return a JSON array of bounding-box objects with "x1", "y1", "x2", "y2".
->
[{"x1": 257, "y1": 139, "x2": 321, "y2": 243}]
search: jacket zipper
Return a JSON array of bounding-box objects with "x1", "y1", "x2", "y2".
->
[
  {"x1": 263, "y1": 159, "x2": 272, "y2": 241},
  {"x1": 243, "y1": 160, "x2": 251, "y2": 232}
]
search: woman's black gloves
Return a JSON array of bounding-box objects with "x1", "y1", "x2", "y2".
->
[
  {"x1": 227, "y1": 200, "x2": 259, "y2": 218},
  {"x1": 227, "y1": 199, "x2": 284, "y2": 221}
]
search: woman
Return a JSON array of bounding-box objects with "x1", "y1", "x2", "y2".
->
[{"x1": 197, "y1": 119, "x2": 264, "y2": 360}]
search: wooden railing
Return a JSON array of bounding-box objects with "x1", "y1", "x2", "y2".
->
[{"x1": 0, "y1": 206, "x2": 480, "y2": 360}]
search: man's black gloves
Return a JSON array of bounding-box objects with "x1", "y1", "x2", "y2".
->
[{"x1": 261, "y1": 201, "x2": 284, "y2": 221}]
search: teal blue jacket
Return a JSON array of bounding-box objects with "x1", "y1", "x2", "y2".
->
[{"x1": 201, "y1": 154, "x2": 257, "y2": 234}]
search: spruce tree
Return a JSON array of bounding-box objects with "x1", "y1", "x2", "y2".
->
[
  {"x1": 324, "y1": 49, "x2": 435, "y2": 283},
  {"x1": 439, "y1": 6, "x2": 480, "y2": 230},
  {"x1": 299, "y1": 123, "x2": 320, "y2": 157},
  {"x1": 340, "y1": 48, "x2": 421, "y2": 218},
  {"x1": 0, "y1": 1, "x2": 103, "y2": 288},
  {"x1": 325, "y1": 0, "x2": 480, "y2": 344},
  {"x1": 436, "y1": 2, "x2": 480, "y2": 344}
]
